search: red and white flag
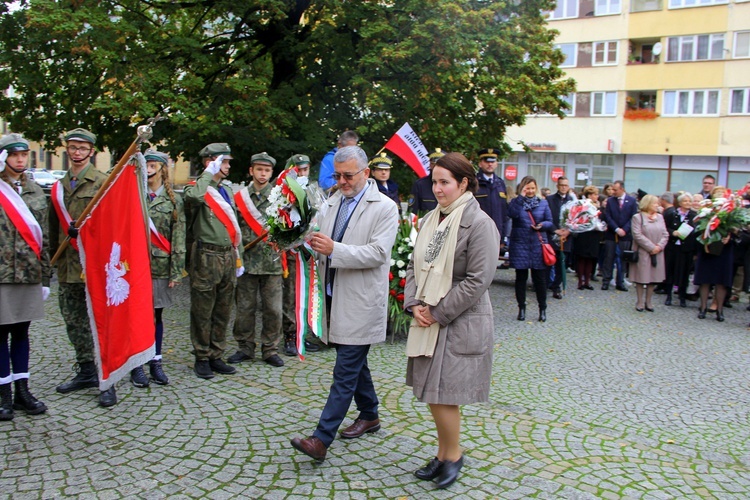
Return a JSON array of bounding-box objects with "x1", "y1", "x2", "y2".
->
[
  {"x1": 383, "y1": 122, "x2": 431, "y2": 178},
  {"x1": 78, "y1": 164, "x2": 155, "y2": 390}
]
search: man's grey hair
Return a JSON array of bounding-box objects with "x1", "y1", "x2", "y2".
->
[
  {"x1": 337, "y1": 130, "x2": 359, "y2": 147},
  {"x1": 677, "y1": 192, "x2": 693, "y2": 204},
  {"x1": 334, "y1": 145, "x2": 368, "y2": 170},
  {"x1": 660, "y1": 192, "x2": 674, "y2": 204}
]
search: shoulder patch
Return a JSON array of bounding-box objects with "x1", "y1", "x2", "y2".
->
[
  {"x1": 408, "y1": 194, "x2": 415, "y2": 207},
  {"x1": 499, "y1": 192, "x2": 507, "y2": 198}
]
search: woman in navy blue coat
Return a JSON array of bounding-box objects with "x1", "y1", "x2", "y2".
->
[{"x1": 509, "y1": 176, "x2": 555, "y2": 322}]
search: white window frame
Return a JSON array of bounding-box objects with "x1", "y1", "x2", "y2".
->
[
  {"x1": 669, "y1": 0, "x2": 728, "y2": 8},
  {"x1": 595, "y1": 0, "x2": 622, "y2": 15},
  {"x1": 593, "y1": 41, "x2": 619, "y2": 66},
  {"x1": 562, "y1": 93, "x2": 576, "y2": 116},
  {"x1": 735, "y1": 31, "x2": 750, "y2": 59},
  {"x1": 555, "y1": 43, "x2": 578, "y2": 67},
  {"x1": 729, "y1": 89, "x2": 750, "y2": 115},
  {"x1": 662, "y1": 89, "x2": 720, "y2": 116},
  {"x1": 666, "y1": 34, "x2": 725, "y2": 62},
  {"x1": 548, "y1": 0, "x2": 578, "y2": 20},
  {"x1": 591, "y1": 92, "x2": 617, "y2": 116}
]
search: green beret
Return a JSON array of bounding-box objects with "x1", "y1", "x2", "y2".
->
[
  {"x1": 477, "y1": 148, "x2": 500, "y2": 161},
  {"x1": 289, "y1": 154, "x2": 310, "y2": 166},
  {"x1": 0, "y1": 133, "x2": 30, "y2": 153},
  {"x1": 428, "y1": 148, "x2": 446, "y2": 161},
  {"x1": 143, "y1": 149, "x2": 170, "y2": 165},
  {"x1": 64, "y1": 128, "x2": 96, "y2": 145},
  {"x1": 251, "y1": 152, "x2": 276, "y2": 167},
  {"x1": 199, "y1": 143, "x2": 233, "y2": 158},
  {"x1": 368, "y1": 152, "x2": 393, "y2": 169}
]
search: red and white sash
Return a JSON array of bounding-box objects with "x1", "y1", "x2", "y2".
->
[
  {"x1": 204, "y1": 186, "x2": 242, "y2": 266},
  {"x1": 0, "y1": 181, "x2": 43, "y2": 260},
  {"x1": 234, "y1": 187, "x2": 268, "y2": 239},
  {"x1": 50, "y1": 180, "x2": 79, "y2": 250},
  {"x1": 148, "y1": 218, "x2": 172, "y2": 254}
]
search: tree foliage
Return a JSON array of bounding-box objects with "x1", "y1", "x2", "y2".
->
[{"x1": 0, "y1": 0, "x2": 574, "y2": 186}]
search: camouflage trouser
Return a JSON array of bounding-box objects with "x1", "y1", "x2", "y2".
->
[
  {"x1": 282, "y1": 252, "x2": 297, "y2": 342},
  {"x1": 58, "y1": 282, "x2": 95, "y2": 364},
  {"x1": 189, "y1": 243, "x2": 236, "y2": 361},
  {"x1": 233, "y1": 273, "x2": 283, "y2": 359}
]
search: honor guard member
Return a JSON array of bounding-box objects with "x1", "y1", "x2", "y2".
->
[
  {"x1": 369, "y1": 153, "x2": 399, "y2": 205},
  {"x1": 475, "y1": 148, "x2": 508, "y2": 252},
  {"x1": 228, "y1": 152, "x2": 285, "y2": 367},
  {"x1": 49, "y1": 128, "x2": 117, "y2": 407},
  {"x1": 128, "y1": 150, "x2": 186, "y2": 388},
  {"x1": 408, "y1": 148, "x2": 445, "y2": 215},
  {"x1": 183, "y1": 143, "x2": 244, "y2": 379},
  {"x1": 0, "y1": 134, "x2": 51, "y2": 420}
]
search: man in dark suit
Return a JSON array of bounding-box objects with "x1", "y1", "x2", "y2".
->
[
  {"x1": 601, "y1": 180, "x2": 638, "y2": 291},
  {"x1": 474, "y1": 148, "x2": 508, "y2": 254},
  {"x1": 546, "y1": 176, "x2": 575, "y2": 299}
]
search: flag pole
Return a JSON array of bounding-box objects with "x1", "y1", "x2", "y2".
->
[{"x1": 50, "y1": 116, "x2": 162, "y2": 266}]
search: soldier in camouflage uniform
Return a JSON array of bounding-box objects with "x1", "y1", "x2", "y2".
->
[
  {"x1": 228, "y1": 153, "x2": 285, "y2": 367},
  {"x1": 0, "y1": 134, "x2": 51, "y2": 420},
  {"x1": 49, "y1": 128, "x2": 117, "y2": 407},
  {"x1": 183, "y1": 143, "x2": 243, "y2": 379},
  {"x1": 128, "y1": 150, "x2": 186, "y2": 388}
]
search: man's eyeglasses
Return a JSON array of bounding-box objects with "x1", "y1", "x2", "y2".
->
[
  {"x1": 332, "y1": 167, "x2": 366, "y2": 181},
  {"x1": 66, "y1": 146, "x2": 93, "y2": 154}
]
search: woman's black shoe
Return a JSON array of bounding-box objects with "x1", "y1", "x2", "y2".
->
[
  {"x1": 635, "y1": 307, "x2": 644, "y2": 312},
  {"x1": 680, "y1": 299, "x2": 687, "y2": 308},
  {"x1": 645, "y1": 306, "x2": 654, "y2": 312},
  {"x1": 435, "y1": 456, "x2": 464, "y2": 489},
  {"x1": 538, "y1": 309, "x2": 546, "y2": 322},
  {"x1": 698, "y1": 309, "x2": 707, "y2": 319},
  {"x1": 414, "y1": 457, "x2": 444, "y2": 481},
  {"x1": 517, "y1": 307, "x2": 525, "y2": 321},
  {"x1": 716, "y1": 310, "x2": 725, "y2": 322},
  {"x1": 664, "y1": 297, "x2": 672, "y2": 306}
]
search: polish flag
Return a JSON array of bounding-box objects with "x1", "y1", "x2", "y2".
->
[
  {"x1": 383, "y1": 123, "x2": 431, "y2": 178},
  {"x1": 78, "y1": 164, "x2": 155, "y2": 390}
]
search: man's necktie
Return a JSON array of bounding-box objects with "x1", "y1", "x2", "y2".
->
[
  {"x1": 149, "y1": 193, "x2": 156, "y2": 202},
  {"x1": 70, "y1": 177, "x2": 77, "y2": 189},
  {"x1": 619, "y1": 198, "x2": 624, "y2": 208},
  {"x1": 218, "y1": 185, "x2": 232, "y2": 205},
  {"x1": 333, "y1": 197, "x2": 354, "y2": 242}
]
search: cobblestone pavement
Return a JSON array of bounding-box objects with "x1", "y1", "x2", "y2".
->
[{"x1": 2, "y1": 270, "x2": 750, "y2": 499}]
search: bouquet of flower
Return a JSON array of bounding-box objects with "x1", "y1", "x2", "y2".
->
[
  {"x1": 560, "y1": 199, "x2": 606, "y2": 233},
  {"x1": 693, "y1": 188, "x2": 750, "y2": 245},
  {"x1": 388, "y1": 213, "x2": 418, "y2": 334},
  {"x1": 265, "y1": 168, "x2": 325, "y2": 251}
]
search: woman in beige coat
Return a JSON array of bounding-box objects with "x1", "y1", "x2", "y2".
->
[
  {"x1": 630, "y1": 194, "x2": 669, "y2": 312},
  {"x1": 404, "y1": 153, "x2": 500, "y2": 489}
]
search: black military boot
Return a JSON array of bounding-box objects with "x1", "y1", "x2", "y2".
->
[
  {"x1": 0, "y1": 383, "x2": 13, "y2": 421},
  {"x1": 130, "y1": 366, "x2": 149, "y2": 388},
  {"x1": 13, "y1": 379, "x2": 47, "y2": 415},
  {"x1": 56, "y1": 361, "x2": 98, "y2": 393},
  {"x1": 148, "y1": 360, "x2": 169, "y2": 385}
]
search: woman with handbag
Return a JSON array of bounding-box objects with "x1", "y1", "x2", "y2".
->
[
  {"x1": 629, "y1": 194, "x2": 669, "y2": 312},
  {"x1": 508, "y1": 176, "x2": 555, "y2": 322}
]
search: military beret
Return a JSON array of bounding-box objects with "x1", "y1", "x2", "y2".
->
[
  {"x1": 143, "y1": 149, "x2": 170, "y2": 165},
  {"x1": 289, "y1": 154, "x2": 311, "y2": 166},
  {"x1": 64, "y1": 128, "x2": 96, "y2": 145},
  {"x1": 428, "y1": 148, "x2": 446, "y2": 161},
  {"x1": 199, "y1": 143, "x2": 233, "y2": 159},
  {"x1": 251, "y1": 152, "x2": 276, "y2": 167},
  {"x1": 0, "y1": 133, "x2": 30, "y2": 153},
  {"x1": 477, "y1": 148, "x2": 500, "y2": 161},
  {"x1": 368, "y1": 152, "x2": 393, "y2": 169}
]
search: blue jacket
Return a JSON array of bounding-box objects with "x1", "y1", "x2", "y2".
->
[
  {"x1": 508, "y1": 196, "x2": 554, "y2": 270},
  {"x1": 376, "y1": 179, "x2": 400, "y2": 205},
  {"x1": 317, "y1": 148, "x2": 337, "y2": 192},
  {"x1": 408, "y1": 175, "x2": 437, "y2": 215},
  {"x1": 603, "y1": 195, "x2": 638, "y2": 241},
  {"x1": 475, "y1": 173, "x2": 508, "y2": 240}
]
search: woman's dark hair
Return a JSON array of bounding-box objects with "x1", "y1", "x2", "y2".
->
[
  {"x1": 516, "y1": 175, "x2": 538, "y2": 197},
  {"x1": 434, "y1": 152, "x2": 478, "y2": 193}
]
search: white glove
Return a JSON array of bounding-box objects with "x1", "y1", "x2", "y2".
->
[
  {"x1": 236, "y1": 266, "x2": 245, "y2": 278},
  {"x1": 0, "y1": 149, "x2": 7, "y2": 173},
  {"x1": 206, "y1": 155, "x2": 225, "y2": 176},
  {"x1": 42, "y1": 287, "x2": 50, "y2": 301}
]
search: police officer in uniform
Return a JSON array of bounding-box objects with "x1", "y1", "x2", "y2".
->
[
  {"x1": 50, "y1": 128, "x2": 117, "y2": 407},
  {"x1": 408, "y1": 148, "x2": 445, "y2": 216},
  {"x1": 369, "y1": 153, "x2": 399, "y2": 205},
  {"x1": 183, "y1": 143, "x2": 243, "y2": 379},
  {"x1": 475, "y1": 148, "x2": 508, "y2": 253}
]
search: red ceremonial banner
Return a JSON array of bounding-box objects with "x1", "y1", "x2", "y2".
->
[{"x1": 78, "y1": 164, "x2": 155, "y2": 390}]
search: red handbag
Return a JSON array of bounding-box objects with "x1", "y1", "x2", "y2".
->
[{"x1": 528, "y1": 211, "x2": 557, "y2": 266}]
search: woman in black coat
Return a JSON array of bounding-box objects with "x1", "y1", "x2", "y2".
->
[{"x1": 663, "y1": 192, "x2": 697, "y2": 308}]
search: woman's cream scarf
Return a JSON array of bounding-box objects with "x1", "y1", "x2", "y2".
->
[{"x1": 406, "y1": 191, "x2": 473, "y2": 358}]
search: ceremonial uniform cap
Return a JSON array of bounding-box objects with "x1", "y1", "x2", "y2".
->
[
  {"x1": 251, "y1": 152, "x2": 276, "y2": 167},
  {"x1": 144, "y1": 149, "x2": 170, "y2": 165},
  {"x1": 0, "y1": 133, "x2": 30, "y2": 153},
  {"x1": 199, "y1": 143, "x2": 233, "y2": 159},
  {"x1": 428, "y1": 148, "x2": 446, "y2": 162},
  {"x1": 477, "y1": 148, "x2": 500, "y2": 161},
  {"x1": 289, "y1": 154, "x2": 311, "y2": 166},
  {"x1": 368, "y1": 152, "x2": 393, "y2": 169},
  {"x1": 64, "y1": 128, "x2": 96, "y2": 145}
]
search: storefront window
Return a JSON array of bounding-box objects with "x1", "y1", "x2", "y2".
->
[
  {"x1": 624, "y1": 168, "x2": 668, "y2": 194},
  {"x1": 669, "y1": 170, "x2": 717, "y2": 194}
]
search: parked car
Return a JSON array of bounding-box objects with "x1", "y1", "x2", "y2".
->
[
  {"x1": 50, "y1": 170, "x2": 67, "y2": 180},
  {"x1": 26, "y1": 170, "x2": 57, "y2": 192}
]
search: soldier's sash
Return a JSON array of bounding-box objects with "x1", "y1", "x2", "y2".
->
[
  {"x1": 234, "y1": 187, "x2": 268, "y2": 239},
  {"x1": 0, "y1": 180, "x2": 43, "y2": 260},
  {"x1": 50, "y1": 180, "x2": 79, "y2": 250},
  {"x1": 148, "y1": 218, "x2": 171, "y2": 254},
  {"x1": 204, "y1": 186, "x2": 242, "y2": 267}
]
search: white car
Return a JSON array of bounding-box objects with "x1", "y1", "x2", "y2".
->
[
  {"x1": 26, "y1": 170, "x2": 57, "y2": 192},
  {"x1": 50, "y1": 170, "x2": 67, "y2": 180}
]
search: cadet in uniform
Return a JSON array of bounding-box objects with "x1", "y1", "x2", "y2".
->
[
  {"x1": 369, "y1": 153, "x2": 399, "y2": 205},
  {"x1": 408, "y1": 148, "x2": 445, "y2": 215},
  {"x1": 228, "y1": 153, "x2": 285, "y2": 367},
  {"x1": 183, "y1": 143, "x2": 243, "y2": 379},
  {"x1": 0, "y1": 134, "x2": 50, "y2": 420},
  {"x1": 475, "y1": 148, "x2": 508, "y2": 253},
  {"x1": 50, "y1": 128, "x2": 117, "y2": 407}
]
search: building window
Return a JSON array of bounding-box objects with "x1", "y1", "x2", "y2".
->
[
  {"x1": 631, "y1": 0, "x2": 662, "y2": 11},
  {"x1": 730, "y1": 89, "x2": 750, "y2": 115},
  {"x1": 593, "y1": 41, "x2": 619, "y2": 66},
  {"x1": 556, "y1": 43, "x2": 577, "y2": 67},
  {"x1": 669, "y1": 0, "x2": 727, "y2": 7},
  {"x1": 39, "y1": 147, "x2": 45, "y2": 163},
  {"x1": 548, "y1": 0, "x2": 578, "y2": 20},
  {"x1": 735, "y1": 31, "x2": 750, "y2": 59},
  {"x1": 595, "y1": 0, "x2": 622, "y2": 15},
  {"x1": 591, "y1": 92, "x2": 617, "y2": 116},
  {"x1": 561, "y1": 93, "x2": 576, "y2": 116},
  {"x1": 662, "y1": 90, "x2": 720, "y2": 116},
  {"x1": 666, "y1": 34, "x2": 724, "y2": 62}
]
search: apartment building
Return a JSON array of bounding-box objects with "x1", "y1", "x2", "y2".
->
[{"x1": 504, "y1": 0, "x2": 750, "y2": 195}]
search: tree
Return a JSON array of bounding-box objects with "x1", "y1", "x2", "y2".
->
[{"x1": 0, "y1": 0, "x2": 574, "y2": 187}]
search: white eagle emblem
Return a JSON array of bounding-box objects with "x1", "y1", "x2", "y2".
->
[{"x1": 105, "y1": 242, "x2": 130, "y2": 306}]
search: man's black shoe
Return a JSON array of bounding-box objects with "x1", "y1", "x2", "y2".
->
[
  {"x1": 284, "y1": 341, "x2": 298, "y2": 357},
  {"x1": 264, "y1": 354, "x2": 285, "y2": 367},
  {"x1": 194, "y1": 360, "x2": 215, "y2": 379},
  {"x1": 552, "y1": 291, "x2": 563, "y2": 299},
  {"x1": 130, "y1": 366, "x2": 149, "y2": 388},
  {"x1": 56, "y1": 362, "x2": 98, "y2": 393},
  {"x1": 615, "y1": 285, "x2": 629, "y2": 292},
  {"x1": 227, "y1": 351, "x2": 253, "y2": 364},
  {"x1": 209, "y1": 358, "x2": 236, "y2": 374},
  {"x1": 304, "y1": 340, "x2": 321, "y2": 353},
  {"x1": 99, "y1": 386, "x2": 117, "y2": 407},
  {"x1": 601, "y1": 283, "x2": 609, "y2": 291}
]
